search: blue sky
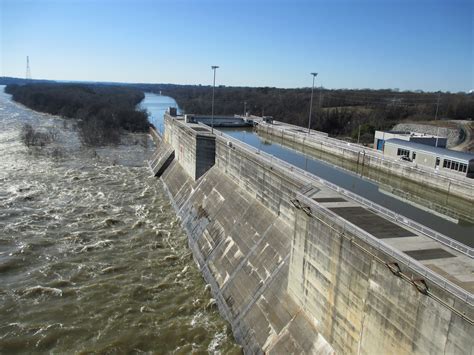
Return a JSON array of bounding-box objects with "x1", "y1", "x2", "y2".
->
[{"x1": 1, "y1": 0, "x2": 472, "y2": 91}]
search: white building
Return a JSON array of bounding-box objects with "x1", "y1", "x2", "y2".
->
[
  {"x1": 384, "y1": 139, "x2": 474, "y2": 178},
  {"x1": 374, "y1": 130, "x2": 447, "y2": 151}
]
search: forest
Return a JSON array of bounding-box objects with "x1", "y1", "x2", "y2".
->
[
  {"x1": 5, "y1": 83, "x2": 149, "y2": 145},
  {"x1": 145, "y1": 85, "x2": 473, "y2": 142},
  {"x1": 3, "y1": 77, "x2": 473, "y2": 144}
]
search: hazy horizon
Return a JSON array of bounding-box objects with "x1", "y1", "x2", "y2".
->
[
  {"x1": 2, "y1": 75, "x2": 472, "y2": 94},
  {"x1": 1, "y1": 0, "x2": 472, "y2": 92}
]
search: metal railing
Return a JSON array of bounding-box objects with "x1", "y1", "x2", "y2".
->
[
  {"x1": 295, "y1": 192, "x2": 473, "y2": 306},
  {"x1": 217, "y1": 129, "x2": 473, "y2": 304},
  {"x1": 190, "y1": 121, "x2": 474, "y2": 305},
  {"x1": 260, "y1": 122, "x2": 474, "y2": 190},
  {"x1": 208, "y1": 125, "x2": 472, "y2": 256},
  {"x1": 159, "y1": 120, "x2": 474, "y2": 311}
]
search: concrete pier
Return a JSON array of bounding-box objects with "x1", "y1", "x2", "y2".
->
[{"x1": 149, "y1": 114, "x2": 473, "y2": 354}]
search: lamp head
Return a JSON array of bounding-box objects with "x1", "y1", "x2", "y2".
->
[
  {"x1": 212, "y1": 66, "x2": 219, "y2": 70},
  {"x1": 310, "y1": 72, "x2": 318, "y2": 77}
]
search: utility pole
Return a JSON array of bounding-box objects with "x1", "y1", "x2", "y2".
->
[
  {"x1": 26, "y1": 56, "x2": 31, "y2": 80},
  {"x1": 318, "y1": 85, "x2": 323, "y2": 109},
  {"x1": 308, "y1": 72, "x2": 318, "y2": 134},
  {"x1": 434, "y1": 92, "x2": 440, "y2": 121},
  {"x1": 357, "y1": 124, "x2": 361, "y2": 144},
  {"x1": 318, "y1": 85, "x2": 323, "y2": 130},
  {"x1": 243, "y1": 101, "x2": 247, "y2": 116},
  {"x1": 435, "y1": 92, "x2": 440, "y2": 147},
  {"x1": 211, "y1": 65, "x2": 219, "y2": 134}
]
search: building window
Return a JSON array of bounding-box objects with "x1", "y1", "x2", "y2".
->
[
  {"x1": 412, "y1": 152, "x2": 417, "y2": 160},
  {"x1": 436, "y1": 157, "x2": 440, "y2": 166},
  {"x1": 397, "y1": 148, "x2": 410, "y2": 156},
  {"x1": 443, "y1": 159, "x2": 467, "y2": 173}
]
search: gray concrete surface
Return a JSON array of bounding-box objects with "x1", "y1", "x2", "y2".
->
[
  {"x1": 154, "y1": 115, "x2": 473, "y2": 354},
  {"x1": 163, "y1": 116, "x2": 215, "y2": 180},
  {"x1": 257, "y1": 121, "x2": 474, "y2": 202}
]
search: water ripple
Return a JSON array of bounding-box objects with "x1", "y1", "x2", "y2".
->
[{"x1": 0, "y1": 87, "x2": 240, "y2": 353}]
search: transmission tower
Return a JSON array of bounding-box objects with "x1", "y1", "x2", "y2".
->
[{"x1": 26, "y1": 56, "x2": 32, "y2": 80}]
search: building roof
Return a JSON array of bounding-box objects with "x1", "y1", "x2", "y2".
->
[
  {"x1": 378, "y1": 130, "x2": 443, "y2": 139},
  {"x1": 387, "y1": 131, "x2": 411, "y2": 135},
  {"x1": 385, "y1": 138, "x2": 474, "y2": 162}
]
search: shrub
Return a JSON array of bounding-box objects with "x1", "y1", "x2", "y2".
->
[
  {"x1": 7, "y1": 84, "x2": 149, "y2": 147},
  {"x1": 20, "y1": 123, "x2": 54, "y2": 147}
]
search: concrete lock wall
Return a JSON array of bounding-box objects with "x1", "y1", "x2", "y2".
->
[
  {"x1": 164, "y1": 114, "x2": 215, "y2": 180},
  {"x1": 257, "y1": 129, "x2": 474, "y2": 224},
  {"x1": 257, "y1": 123, "x2": 474, "y2": 202},
  {"x1": 288, "y1": 206, "x2": 473, "y2": 354},
  {"x1": 164, "y1": 114, "x2": 196, "y2": 178},
  {"x1": 157, "y1": 116, "x2": 473, "y2": 354}
]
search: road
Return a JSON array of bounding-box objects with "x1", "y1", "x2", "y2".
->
[{"x1": 451, "y1": 120, "x2": 474, "y2": 152}]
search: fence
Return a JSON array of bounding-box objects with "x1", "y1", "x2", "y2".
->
[
  {"x1": 296, "y1": 192, "x2": 473, "y2": 307},
  {"x1": 260, "y1": 121, "x2": 474, "y2": 191},
  {"x1": 209, "y1": 125, "x2": 472, "y2": 255}
]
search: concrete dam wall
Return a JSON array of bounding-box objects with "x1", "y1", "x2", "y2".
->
[{"x1": 151, "y1": 114, "x2": 473, "y2": 354}]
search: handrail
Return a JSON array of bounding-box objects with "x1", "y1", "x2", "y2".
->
[
  {"x1": 216, "y1": 130, "x2": 473, "y2": 304},
  {"x1": 295, "y1": 193, "x2": 473, "y2": 306},
  {"x1": 191, "y1": 121, "x2": 474, "y2": 304},
  {"x1": 260, "y1": 122, "x2": 474, "y2": 189},
  {"x1": 205, "y1": 124, "x2": 472, "y2": 257}
]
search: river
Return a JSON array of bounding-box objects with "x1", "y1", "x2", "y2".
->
[
  {"x1": 139, "y1": 93, "x2": 180, "y2": 134},
  {"x1": 0, "y1": 87, "x2": 240, "y2": 353}
]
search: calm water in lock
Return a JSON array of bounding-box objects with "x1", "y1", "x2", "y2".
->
[{"x1": 220, "y1": 128, "x2": 473, "y2": 246}]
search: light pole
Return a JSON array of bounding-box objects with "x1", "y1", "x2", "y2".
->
[
  {"x1": 435, "y1": 92, "x2": 440, "y2": 147},
  {"x1": 308, "y1": 72, "x2": 318, "y2": 134},
  {"x1": 211, "y1": 65, "x2": 219, "y2": 134},
  {"x1": 434, "y1": 92, "x2": 440, "y2": 121}
]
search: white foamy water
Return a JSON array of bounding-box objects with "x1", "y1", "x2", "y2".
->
[{"x1": 0, "y1": 86, "x2": 240, "y2": 353}]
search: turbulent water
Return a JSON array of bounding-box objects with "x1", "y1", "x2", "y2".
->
[{"x1": 0, "y1": 87, "x2": 240, "y2": 353}]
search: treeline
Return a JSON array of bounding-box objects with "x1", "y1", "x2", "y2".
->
[
  {"x1": 4, "y1": 78, "x2": 473, "y2": 143},
  {"x1": 5, "y1": 83, "x2": 149, "y2": 145},
  {"x1": 131, "y1": 83, "x2": 473, "y2": 142}
]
